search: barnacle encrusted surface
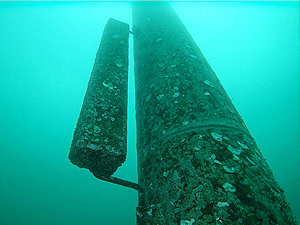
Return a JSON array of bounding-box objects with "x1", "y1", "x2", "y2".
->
[
  {"x1": 133, "y1": 2, "x2": 297, "y2": 224},
  {"x1": 69, "y1": 18, "x2": 129, "y2": 178}
]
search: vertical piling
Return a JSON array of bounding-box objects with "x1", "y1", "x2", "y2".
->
[
  {"x1": 69, "y1": 18, "x2": 129, "y2": 179},
  {"x1": 133, "y1": 2, "x2": 297, "y2": 224}
]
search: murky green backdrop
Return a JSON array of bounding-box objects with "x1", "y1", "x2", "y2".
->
[{"x1": 0, "y1": 1, "x2": 299, "y2": 224}]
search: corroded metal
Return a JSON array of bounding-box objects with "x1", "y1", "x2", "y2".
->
[
  {"x1": 69, "y1": 18, "x2": 129, "y2": 178},
  {"x1": 133, "y1": 2, "x2": 297, "y2": 224}
]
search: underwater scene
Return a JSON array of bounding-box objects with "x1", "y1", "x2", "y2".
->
[{"x1": 0, "y1": 1, "x2": 299, "y2": 224}]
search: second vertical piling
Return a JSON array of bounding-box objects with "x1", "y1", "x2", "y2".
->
[{"x1": 69, "y1": 18, "x2": 129, "y2": 179}]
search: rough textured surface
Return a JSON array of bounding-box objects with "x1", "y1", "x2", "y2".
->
[
  {"x1": 133, "y1": 2, "x2": 297, "y2": 224},
  {"x1": 69, "y1": 18, "x2": 129, "y2": 178}
]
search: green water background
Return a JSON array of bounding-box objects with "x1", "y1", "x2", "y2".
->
[{"x1": 0, "y1": 1, "x2": 299, "y2": 224}]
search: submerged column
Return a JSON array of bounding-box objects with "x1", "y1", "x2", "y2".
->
[
  {"x1": 133, "y1": 2, "x2": 297, "y2": 224},
  {"x1": 69, "y1": 18, "x2": 129, "y2": 179}
]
